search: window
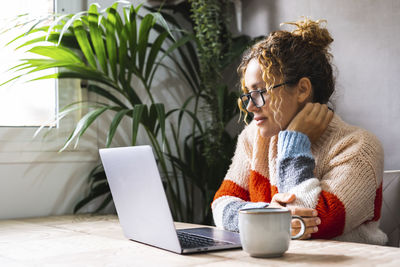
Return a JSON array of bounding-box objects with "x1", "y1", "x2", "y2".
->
[
  {"x1": 0, "y1": 0, "x2": 97, "y2": 162},
  {"x1": 0, "y1": 0, "x2": 56, "y2": 127}
]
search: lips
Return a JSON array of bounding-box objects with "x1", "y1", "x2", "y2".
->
[{"x1": 254, "y1": 116, "x2": 267, "y2": 125}]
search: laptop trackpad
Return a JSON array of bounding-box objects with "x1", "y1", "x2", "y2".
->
[{"x1": 177, "y1": 227, "x2": 241, "y2": 244}]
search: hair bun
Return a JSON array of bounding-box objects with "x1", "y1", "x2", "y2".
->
[{"x1": 282, "y1": 18, "x2": 333, "y2": 50}]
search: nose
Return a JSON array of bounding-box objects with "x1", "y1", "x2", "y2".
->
[{"x1": 246, "y1": 98, "x2": 258, "y2": 113}]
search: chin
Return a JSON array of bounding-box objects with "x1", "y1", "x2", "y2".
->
[{"x1": 258, "y1": 126, "x2": 280, "y2": 138}]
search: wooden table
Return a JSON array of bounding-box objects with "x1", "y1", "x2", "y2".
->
[{"x1": 1, "y1": 215, "x2": 399, "y2": 266}]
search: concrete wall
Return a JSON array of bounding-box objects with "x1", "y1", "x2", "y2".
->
[{"x1": 241, "y1": 0, "x2": 400, "y2": 170}]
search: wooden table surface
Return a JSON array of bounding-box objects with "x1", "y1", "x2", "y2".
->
[{"x1": 1, "y1": 214, "x2": 399, "y2": 266}]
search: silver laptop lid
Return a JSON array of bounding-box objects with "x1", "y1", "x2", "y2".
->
[{"x1": 99, "y1": 145, "x2": 182, "y2": 253}]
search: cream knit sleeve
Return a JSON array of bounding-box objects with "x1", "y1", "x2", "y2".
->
[{"x1": 212, "y1": 122, "x2": 269, "y2": 231}]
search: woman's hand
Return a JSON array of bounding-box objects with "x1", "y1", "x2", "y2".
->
[
  {"x1": 269, "y1": 193, "x2": 320, "y2": 240},
  {"x1": 287, "y1": 103, "x2": 333, "y2": 143}
]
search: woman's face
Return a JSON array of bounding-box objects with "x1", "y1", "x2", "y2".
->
[{"x1": 244, "y1": 58, "x2": 301, "y2": 138}]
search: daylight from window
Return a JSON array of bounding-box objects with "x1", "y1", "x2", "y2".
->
[{"x1": 0, "y1": 0, "x2": 55, "y2": 127}]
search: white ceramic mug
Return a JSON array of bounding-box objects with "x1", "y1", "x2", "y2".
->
[{"x1": 238, "y1": 207, "x2": 306, "y2": 258}]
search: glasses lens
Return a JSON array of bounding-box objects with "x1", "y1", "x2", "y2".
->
[
  {"x1": 250, "y1": 91, "x2": 264, "y2": 107},
  {"x1": 240, "y1": 95, "x2": 249, "y2": 109}
]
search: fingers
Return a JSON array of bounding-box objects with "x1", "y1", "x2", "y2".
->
[
  {"x1": 270, "y1": 193, "x2": 296, "y2": 206},
  {"x1": 289, "y1": 209, "x2": 320, "y2": 240},
  {"x1": 314, "y1": 103, "x2": 327, "y2": 123},
  {"x1": 292, "y1": 217, "x2": 321, "y2": 228},
  {"x1": 288, "y1": 206, "x2": 318, "y2": 217},
  {"x1": 291, "y1": 225, "x2": 318, "y2": 240},
  {"x1": 308, "y1": 103, "x2": 322, "y2": 119},
  {"x1": 302, "y1": 102, "x2": 314, "y2": 115}
]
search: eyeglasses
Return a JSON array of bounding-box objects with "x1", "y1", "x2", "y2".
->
[{"x1": 240, "y1": 82, "x2": 288, "y2": 109}]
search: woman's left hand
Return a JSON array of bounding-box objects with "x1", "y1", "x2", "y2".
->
[
  {"x1": 269, "y1": 193, "x2": 320, "y2": 240},
  {"x1": 286, "y1": 103, "x2": 333, "y2": 143}
]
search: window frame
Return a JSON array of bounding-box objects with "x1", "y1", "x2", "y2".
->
[{"x1": 0, "y1": 0, "x2": 98, "y2": 163}]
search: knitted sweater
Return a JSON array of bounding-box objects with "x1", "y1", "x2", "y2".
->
[{"x1": 212, "y1": 114, "x2": 388, "y2": 245}]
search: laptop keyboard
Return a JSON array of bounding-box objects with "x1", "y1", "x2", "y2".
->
[{"x1": 177, "y1": 231, "x2": 233, "y2": 248}]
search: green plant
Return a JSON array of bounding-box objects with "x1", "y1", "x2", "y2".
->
[
  {"x1": 3, "y1": 1, "x2": 258, "y2": 224},
  {"x1": 144, "y1": 1, "x2": 258, "y2": 223},
  {"x1": 2, "y1": 2, "x2": 195, "y2": 218}
]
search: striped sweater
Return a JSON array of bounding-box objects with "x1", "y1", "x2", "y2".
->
[{"x1": 212, "y1": 114, "x2": 388, "y2": 245}]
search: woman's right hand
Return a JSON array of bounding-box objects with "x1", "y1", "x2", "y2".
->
[
  {"x1": 269, "y1": 193, "x2": 321, "y2": 239},
  {"x1": 286, "y1": 103, "x2": 333, "y2": 143}
]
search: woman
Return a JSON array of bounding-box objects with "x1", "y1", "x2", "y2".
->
[{"x1": 212, "y1": 18, "x2": 387, "y2": 245}]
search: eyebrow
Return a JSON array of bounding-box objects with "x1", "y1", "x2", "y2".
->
[{"x1": 244, "y1": 82, "x2": 265, "y2": 91}]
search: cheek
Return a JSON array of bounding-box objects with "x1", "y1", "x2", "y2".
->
[{"x1": 270, "y1": 94, "x2": 299, "y2": 126}]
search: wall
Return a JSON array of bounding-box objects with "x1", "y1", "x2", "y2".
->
[
  {"x1": 0, "y1": 0, "x2": 100, "y2": 220},
  {"x1": 2, "y1": 0, "x2": 399, "y2": 220},
  {"x1": 241, "y1": 0, "x2": 400, "y2": 170}
]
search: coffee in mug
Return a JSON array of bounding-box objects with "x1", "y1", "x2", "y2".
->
[{"x1": 238, "y1": 207, "x2": 306, "y2": 258}]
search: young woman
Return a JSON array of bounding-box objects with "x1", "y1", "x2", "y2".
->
[{"x1": 212, "y1": 18, "x2": 387, "y2": 245}]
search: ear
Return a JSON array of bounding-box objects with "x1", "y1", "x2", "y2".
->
[{"x1": 296, "y1": 77, "x2": 313, "y2": 104}]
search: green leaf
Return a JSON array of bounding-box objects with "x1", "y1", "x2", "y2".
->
[
  {"x1": 105, "y1": 8, "x2": 118, "y2": 82},
  {"x1": 149, "y1": 34, "x2": 196, "y2": 90},
  {"x1": 106, "y1": 109, "x2": 131, "y2": 147},
  {"x1": 135, "y1": 3, "x2": 144, "y2": 13},
  {"x1": 58, "y1": 11, "x2": 88, "y2": 45},
  {"x1": 145, "y1": 31, "x2": 168, "y2": 80},
  {"x1": 137, "y1": 14, "x2": 154, "y2": 74},
  {"x1": 73, "y1": 182, "x2": 110, "y2": 213},
  {"x1": 88, "y1": 4, "x2": 108, "y2": 74},
  {"x1": 143, "y1": 102, "x2": 157, "y2": 132},
  {"x1": 60, "y1": 107, "x2": 109, "y2": 151},
  {"x1": 28, "y1": 46, "x2": 82, "y2": 63},
  {"x1": 153, "y1": 103, "x2": 166, "y2": 143},
  {"x1": 118, "y1": 25, "x2": 129, "y2": 87},
  {"x1": 6, "y1": 26, "x2": 48, "y2": 47},
  {"x1": 127, "y1": 5, "x2": 138, "y2": 68},
  {"x1": 151, "y1": 12, "x2": 175, "y2": 41},
  {"x1": 107, "y1": 3, "x2": 124, "y2": 39},
  {"x1": 131, "y1": 104, "x2": 147, "y2": 146},
  {"x1": 24, "y1": 62, "x2": 82, "y2": 74},
  {"x1": 177, "y1": 96, "x2": 195, "y2": 133},
  {"x1": 17, "y1": 33, "x2": 79, "y2": 50},
  {"x1": 94, "y1": 193, "x2": 113, "y2": 213},
  {"x1": 86, "y1": 164, "x2": 104, "y2": 183},
  {"x1": 46, "y1": 14, "x2": 71, "y2": 41},
  {"x1": 25, "y1": 17, "x2": 51, "y2": 37},
  {"x1": 26, "y1": 69, "x2": 118, "y2": 92},
  {"x1": 73, "y1": 19, "x2": 97, "y2": 69},
  {"x1": 87, "y1": 84, "x2": 127, "y2": 108}
]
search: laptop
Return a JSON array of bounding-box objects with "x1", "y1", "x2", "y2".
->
[{"x1": 99, "y1": 145, "x2": 242, "y2": 254}]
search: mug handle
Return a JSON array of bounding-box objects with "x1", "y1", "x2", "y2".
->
[{"x1": 291, "y1": 215, "x2": 306, "y2": 240}]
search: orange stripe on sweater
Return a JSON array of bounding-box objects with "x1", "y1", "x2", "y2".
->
[
  {"x1": 312, "y1": 190, "x2": 346, "y2": 239},
  {"x1": 249, "y1": 170, "x2": 277, "y2": 202},
  {"x1": 372, "y1": 183, "x2": 383, "y2": 221},
  {"x1": 213, "y1": 180, "x2": 250, "y2": 202},
  {"x1": 271, "y1": 185, "x2": 279, "y2": 199}
]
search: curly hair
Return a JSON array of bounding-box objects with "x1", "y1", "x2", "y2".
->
[{"x1": 238, "y1": 18, "x2": 335, "y2": 123}]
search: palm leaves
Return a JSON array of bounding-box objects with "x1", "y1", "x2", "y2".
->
[
  {"x1": 3, "y1": 2, "x2": 195, "y2": 218},
  {"x1": 5, "y1": 2, "x2": 194, "y2": 151},
  {"x1": 3, "y1": 1, "x2": 257, "y2": 224}
]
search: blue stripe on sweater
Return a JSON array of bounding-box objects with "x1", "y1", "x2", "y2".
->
[
  {"x1": 277, "y1": 131, "x2": 315, "y2": 193},
  {"x1": 222, "y1": 201, "x2": 268, "y2": 232}
]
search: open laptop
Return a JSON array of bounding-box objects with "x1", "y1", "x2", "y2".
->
[{"x1": 99, "y1": 145, "x2": 241, "y2": 254}]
